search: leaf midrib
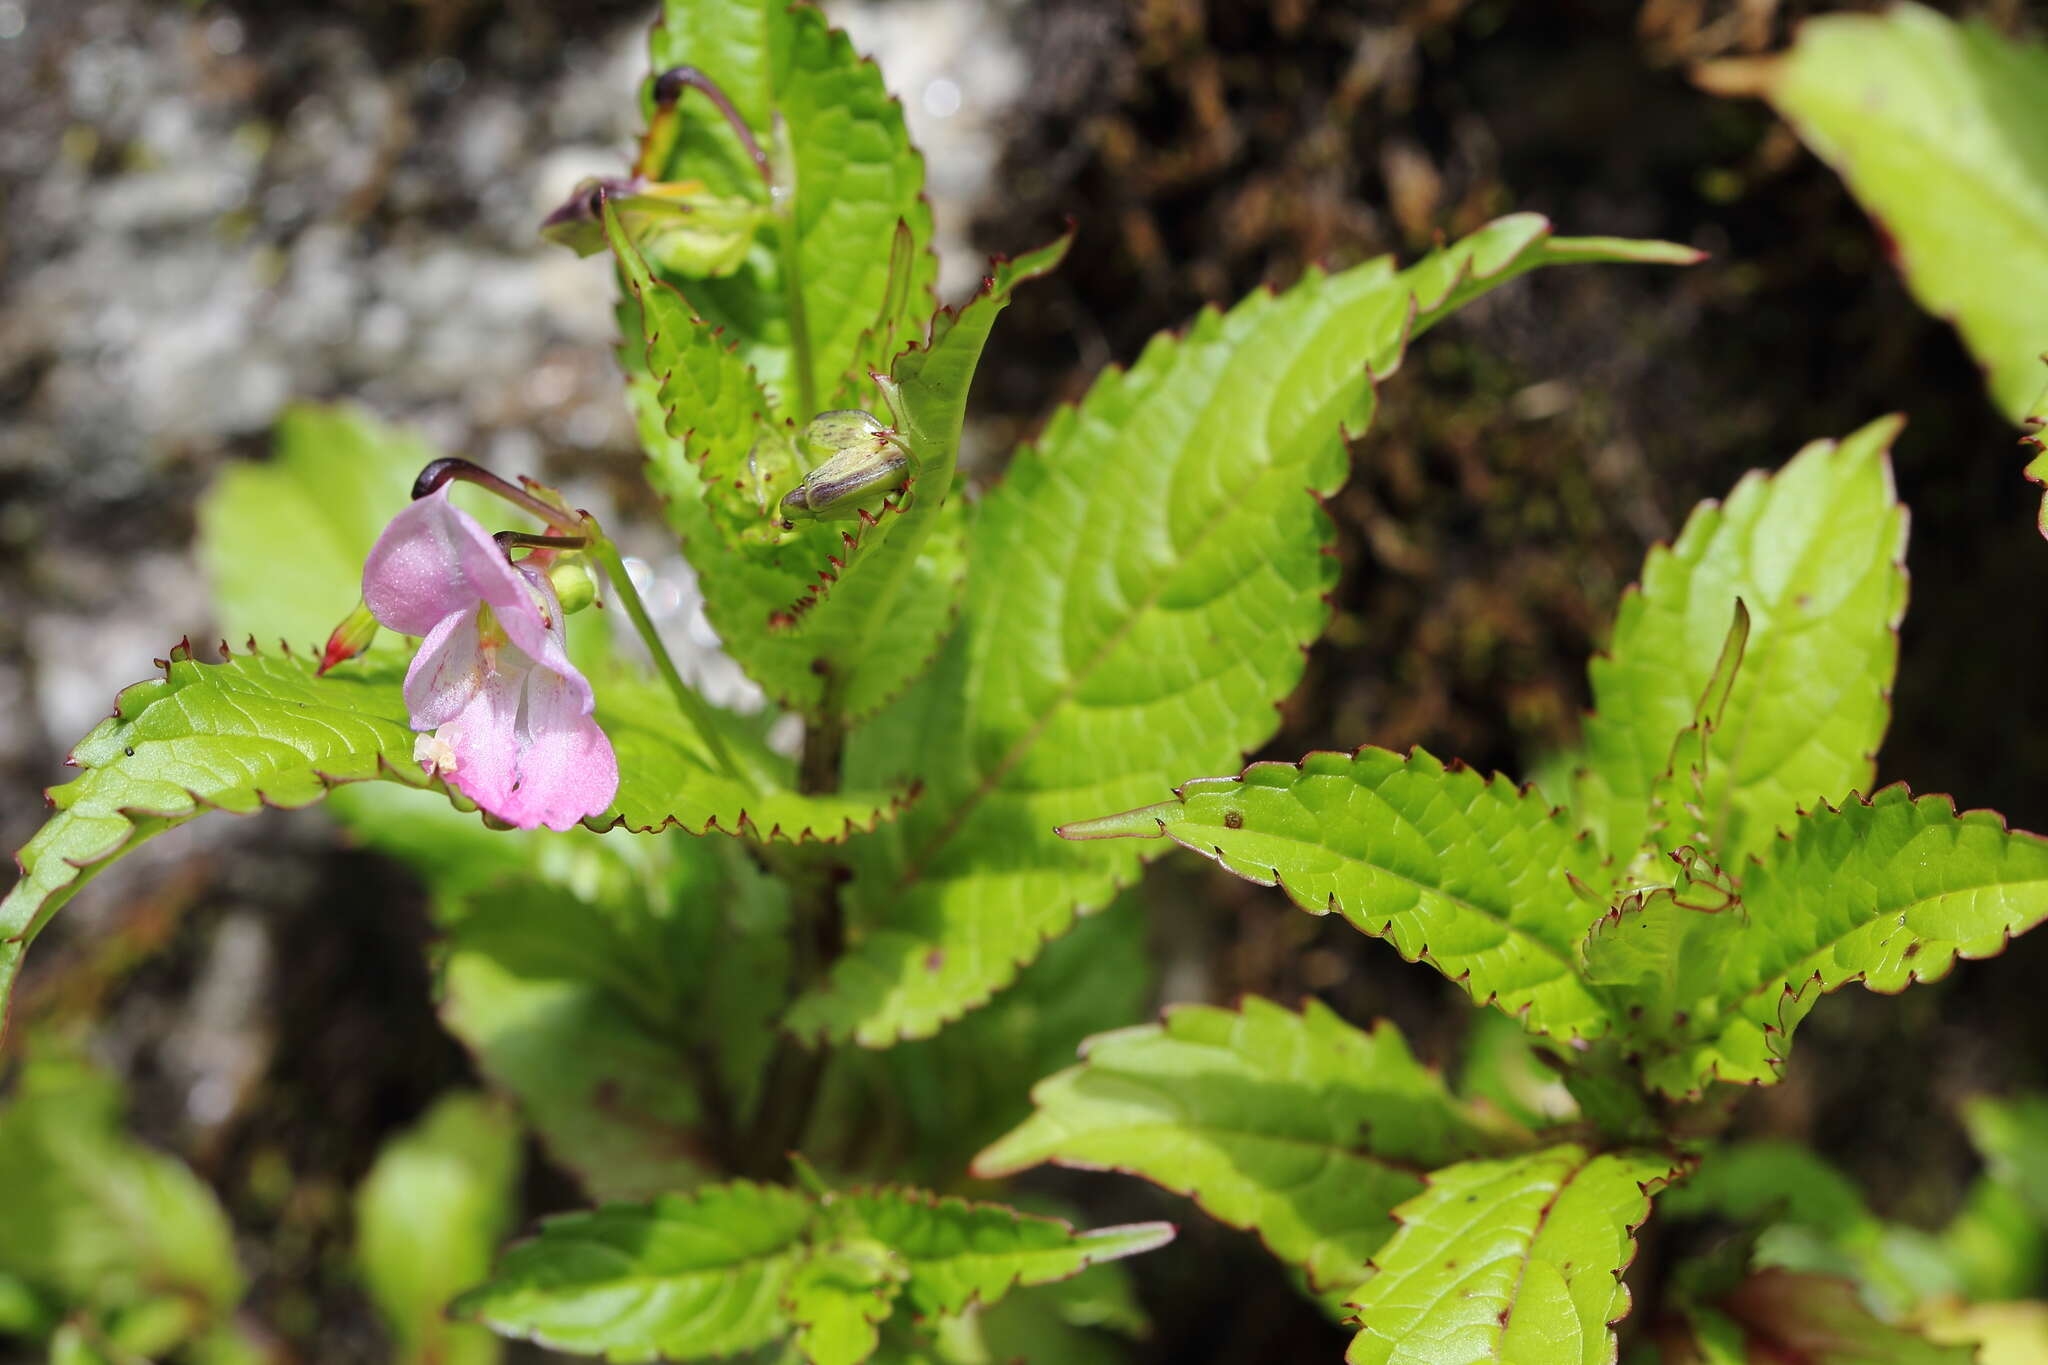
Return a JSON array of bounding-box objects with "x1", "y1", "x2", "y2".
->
[
  {"x1": 1731, "y1": 847, "x2": 2048, "y2": 1007},
  {"x1": 1710, "y1": 496, "x2": 1898, "y2": 854},
  {"x1": 1178, "y1": 818, "x2": 1589, "y2": 986},
  {"x1": 1494, "y1": 1152, "x2": 1593, "y2": 1363},
  {"x1": 886, "y1": 296, "x2": 1319, "y2": 890}
]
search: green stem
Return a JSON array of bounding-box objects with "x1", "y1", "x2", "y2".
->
[
  {"x1": 738, "y1": 857, "x2": 840, "y2": 1175},
  {"x1": 582, "y1": 525, "x2": 746, "y2": 786}
]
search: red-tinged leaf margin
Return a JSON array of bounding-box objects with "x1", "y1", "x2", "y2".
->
[
  {"x1": 1640, "y1": 782, "x2": 2048, "y2": 1101},
  {"x1": 766, "y1": 487, "x2": 919, "y2": 631},
  {"x1": 800, "y1": 215, "x2": 1696, "y2": 1048},
  {"x1": 1343, "y1": 1146, "x2": 1695, "y2": 1342},
  {"x1": 2023, "y1": 358, "x2": 2047, "y2": 537},
  {"x1": 768, "y1": 231, "x2": 1073, "y2": 631},
  {"x1": 1060, "y1": 744, "x2": 1613, "y2": 1042},
  {"x1": 3, "y1": 637, "x2": 436, "y2": 1044},
  {"x1": 585, "y1": 778, "x2": 922, "y2": 845},
  {"x1": 830, "y1": 1184, "x2": 1175, "y2": 1319},
  {"x1": 1566, "y1": 416, "x2": 1909, "y2": 868},
  {"x1": 970, "y1": 995, "x2": 1510, "y2": 1295}
]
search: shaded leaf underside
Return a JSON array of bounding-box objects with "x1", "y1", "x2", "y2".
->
[
  {"x1": 1765, "y1": 3, "x2": 2048, "y2": 423},
  {"x1": 975, "y1": 996, "x2": 1506, "y2": 1293}
]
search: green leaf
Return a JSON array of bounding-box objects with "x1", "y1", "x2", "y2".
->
[
  {"x1": 595, "y1": 664, "x2": 911, "y2": 840},
  {"x1": 1659, "y1": 1139, "x2": 1874, "y2": 1238},
  {"x1": 833, "y1": 894, "x2": 1153, "y2": 1185},
  {"x1": 901, "y1": 1260, "x2": 1149, "y2": 1365},
  {"x1": 1345, "y1": 1144, "x2": 1683, "y2": 1365},
  {"x1": 1570, "y1": 416, "x2": 1907, "y2": 867},
  {"x1": 1662, "y1": 1138, "x2": 2036, "y2": 1318},
  {"x1": 0, "y1": 1053, "x2": 241, "y2": 1325},
  {"x1": 1919, "y1": 1299, "x2": 2048, "y2": 1365},
  {"x1": 355, "y1": 1092, "x2": 522, "y2": 1365},
  {"x1": 1455, "y1": 1010, "x2": 1577, "y2": 1130},
  {"x1": 794, "y1": 215, "x2": 1694, "y2": 1047},
  {"x1": 1714, "y1": 1268, "x2": 1972, "y2": 1364},
  {"x1": 3, "y1": 645, "x2": 424, "y2": 1039},
  {"x1": 456, "y1": 1181, "x2": 816, "y2": 1361},
  {"x1": 615, "y1": 235, "x2": 969, "y2": 724},
  {"x1": 1643, "y1": 786, "x2": 2048, "y2": 1096},
  {"x1": 1962, "y1": 1092, "x2": 2048, "y2": 1224},
  {"x1": 975, "y1": 996, "x2": 1504, "y2": 1292},
  {"x1": 833, "y1": 1189, "x2": 1172, "y2": 1320},
  {"x1": 1580, "y1": 886, "x2": 1737, "y2": 1017},
  {"x1": 786, "y1": 1243, "x2": 905, "y2": 1365},
  {"x1": 608, "y1": 196, "x2": 793, "y2": 549},
  {"x1": 197, "y1": 403, "x2": 447, "y2": 651},
  {"x1": 1938, "y1": 1176, "x2": 2047, "y2": 1304},
  {"x1": 1578, "y1": 606, "x2": 1753, "y2": 1027},
  {"x1": 458, "y1": 1181, "x2": 1160, "y2": 1365},
  {"x1": 1066, "y1": 747, "x2": 1614, "y2": 1040},
  {"x1": 616, "y1": 231, "x2": 1067, "y2": 729},
  {"x1": 432, "y1": 823, "x2": 788, "y2": 1201},
  {"x1": 643, "y1": 0, "x2": 937, "y2": 417},
  {"x1": 766, "y1": 238, "x2": 1069, "y2": 721},
  {"x1": 1757, "y1": 4, "x2": 2048, "y2": 423}
]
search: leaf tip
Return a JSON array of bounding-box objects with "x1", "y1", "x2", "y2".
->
[{"x1": 1055, "y1": 802, "x2": 1176, "y2": 841}]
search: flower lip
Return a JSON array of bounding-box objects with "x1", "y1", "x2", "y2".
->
[
  {"x1": 360, "y1": 485, "x2": 617, "y2": 831},
  {"x1": 362, "y1": 487, "x2": 592, "y2": 715}
]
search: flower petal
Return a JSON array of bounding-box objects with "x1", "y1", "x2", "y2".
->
[
  {"x1": 402, "y1": 602, "x2": 487, "y2": 729},
  {"x1": 499, "y1": 663, "x2": 619, "y2": 831},
  {"x1": 363, "y1": 488, "x2": 531, "y2": 638},
  {"x1": 481, "y1": 565, "x2": 593, "y2": 713},
  {"x1": 427, "y1": 649, "x2": 617, "y2": 832},
  {"x1": 431, "y1": 667, "x2": 524, "y2": 819}
]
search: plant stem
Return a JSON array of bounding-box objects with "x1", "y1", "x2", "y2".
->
[
  {"x1": 647, "y1": 65, "x2": 815, "y2": 424},
  {"x1": 776, "y1": 184, "x2": 819, "y2": 420},
  {"x1": 798, "y1": 670, "x2": 846, "y2": 797},
  {"x1": 582, "y1": 526, "x2": 745, "y2": 785},
  {"x1": 738, "y1": 674, "x2": 851, "y2": 1175},
  {"x1": 738, "y1": 859, "x2": 841, "y2": 1176}
]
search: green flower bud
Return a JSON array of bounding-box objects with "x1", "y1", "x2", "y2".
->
[
  {"x1": 548, "y1": 556, "x2": 600, "y2": 614},
  {"x1": 318, "y1": 599, "x2": 379, "y2": 675}
]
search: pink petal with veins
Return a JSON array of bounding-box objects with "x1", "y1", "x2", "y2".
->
[{"x1": 364, "y1": 489, "x2": 616, "y2": 830}]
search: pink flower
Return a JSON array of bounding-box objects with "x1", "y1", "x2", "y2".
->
[{"x1": 361, "y1": 488, "x2": 618, "y2": 831}]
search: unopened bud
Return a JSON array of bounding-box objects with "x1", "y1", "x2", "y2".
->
[
  {"x1": 319, "y1": 600, "x2": 380, "y2": 675},
  {"x1": 548, "y1": 556, "x2": 599, "y2": 614}
]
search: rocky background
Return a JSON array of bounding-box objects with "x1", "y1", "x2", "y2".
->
[{"x1": 3, "y1": 0, "x2": 2044, "y2": 1360}]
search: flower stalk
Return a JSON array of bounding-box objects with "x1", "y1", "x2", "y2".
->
[{"x1": 578, "y1": 522, "x2": 746, "y2": 787}]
